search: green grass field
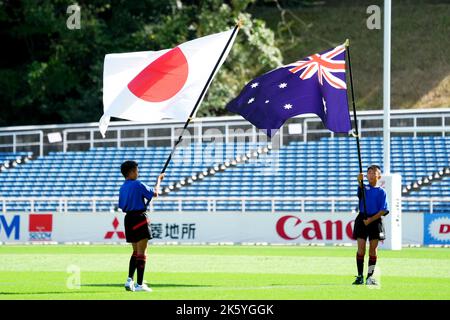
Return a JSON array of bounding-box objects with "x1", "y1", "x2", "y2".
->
[{"x1": 0, "y1": 245, "x2": 449, "y2": 300}]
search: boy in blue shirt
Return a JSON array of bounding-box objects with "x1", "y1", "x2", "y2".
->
[
  {"x1": 119, "y1": 160, "x2": 164, "y2": 292},
  {"x1": 352, "y1": 165, "x2": 389, "y2": 285}
]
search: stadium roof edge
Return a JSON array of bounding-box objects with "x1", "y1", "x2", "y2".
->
[{"x1": 0, "y1": 108, "x2": 449, "y2": 132}]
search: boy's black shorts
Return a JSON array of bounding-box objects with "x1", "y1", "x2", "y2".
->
[
  {"x1": 352, "y1": 213, "x2": 385, "y2": 241},
  {"x1": 124, "y1": 211, "x2": 153, "y2": 243}
]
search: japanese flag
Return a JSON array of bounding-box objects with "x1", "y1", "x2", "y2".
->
[{"x1": 99, "y1": 28, "x2": 238, "y2": 137}]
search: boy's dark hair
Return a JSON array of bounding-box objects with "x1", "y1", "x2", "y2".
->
[
  {"x1": 121, "y1": 160, "x2": 138, "y2": 178},
  {"x1": 367, "y1": 164, "x2": 381, "y2": 172}
]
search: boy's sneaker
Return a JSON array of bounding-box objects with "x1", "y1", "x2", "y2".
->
[
  {"x1": 125, "y1": 277, "x2": 135, "y2": 291},
  {"x1": 352, "y1": 275, "x2": 364, "y2": 285},
  {"x1": 135, "y1": 283, "x2": 153, "y2": 292},
  {"x1": 366, "y1": 276, "x2": 378, "y2": 286}
]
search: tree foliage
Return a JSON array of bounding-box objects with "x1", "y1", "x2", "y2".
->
[{"x1": 0, "y1": 0, "x2": 282, "y2": 126}]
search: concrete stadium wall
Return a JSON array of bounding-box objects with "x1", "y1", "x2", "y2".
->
[{"x1": 1, "y1": 211, "x2": 446, "y2": 246}]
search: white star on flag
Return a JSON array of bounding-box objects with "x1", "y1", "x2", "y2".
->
[
  {"x1": 251, "y1": 83, "x2": 259, "y2": 88},
  {"x1": 279, "y1": 83, "x2": 287, "y2": 89},
  {"x1": 322, "y1": 98, "x2": 327, "y2": 114},
  {"x1": 265, "y1": 100, "x2": 270, "y2": 104},
  {"x1": 283, "y1": 103, "x2": 293, "y2": 110},
  {"x1": 248, "y1": 97, "x2": 255, "y2": 104}
]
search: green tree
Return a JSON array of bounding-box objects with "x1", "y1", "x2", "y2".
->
[
  {"x1": 151, "y1": 0, "x2": 283, "y2": 117},
  {"x1": 0, "y1": 0, "x2": 282, "y2": 126}
]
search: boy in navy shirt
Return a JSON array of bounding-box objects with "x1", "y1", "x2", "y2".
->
[
  {"x1": 352, "y1": 165, "x2": 389, "y2": 285},
  {"x1": 119, "y1": 160, "x2": 164, "y2": 292}
]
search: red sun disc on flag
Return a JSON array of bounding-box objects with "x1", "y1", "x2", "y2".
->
[{"x1": 127, "y1": 47, "x2": 188, "y2": 102}]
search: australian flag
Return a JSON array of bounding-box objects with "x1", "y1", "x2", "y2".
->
[{"x1": 226, "y1": 43, "x2": 352, "y2": 137}]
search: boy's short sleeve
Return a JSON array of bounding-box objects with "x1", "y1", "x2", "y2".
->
[
  {"x1": 140, "y1": 182, "x2": 154, "y2": 200},
  {"x1": 379, "y1": 189, "x2": 388, "y2": 212},
  {"x1": 357, "y1": 186, "x2": 362, "y2": 199}
]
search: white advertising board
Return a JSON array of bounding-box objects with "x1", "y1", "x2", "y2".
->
[{"x1": 0, "y1": 211, "x2": 424, "y2": 246}]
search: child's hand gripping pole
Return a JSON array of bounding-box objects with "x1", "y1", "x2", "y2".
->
[{"x1": 154, "y1": 173, "x2": 165, "y2": 197}]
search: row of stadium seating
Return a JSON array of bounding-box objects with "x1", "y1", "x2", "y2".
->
[
  {"x1": 0, "y1": 137, "x2": 448, "y2": 212},
  {"x1": 0, "y1": 151, "x2": 32, "y2": 164}
]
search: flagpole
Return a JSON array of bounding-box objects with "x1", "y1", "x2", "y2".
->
[
  {"x1": 159, "y1": 24, "x2": 240, "y2": 176},
  {"x1": 345, "y1": 39, "x2": 368, "y2": 220}
]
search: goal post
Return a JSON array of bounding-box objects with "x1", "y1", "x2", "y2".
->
[{"x1": 379, "y1": 173, "x2": 402, "y2": 250}]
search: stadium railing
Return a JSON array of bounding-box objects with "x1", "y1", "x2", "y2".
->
[
  {"x1": 0, "y1": 109, "x2": 448, "y2": 156},
  {"x1": 1, "y1": 196, "x2": 449, "y2": 213}
]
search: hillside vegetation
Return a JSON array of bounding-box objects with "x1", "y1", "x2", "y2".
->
[{"x1": 251, "y1": 0, "x2": 450, "y2": 109}]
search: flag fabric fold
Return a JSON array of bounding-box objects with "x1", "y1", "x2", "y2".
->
[
  {"x1": 100, "y1": 28, "x2": 237, "y2": 137},
  {"x1": 226, "y1": 43, "x2": 352, "y2": 137}
]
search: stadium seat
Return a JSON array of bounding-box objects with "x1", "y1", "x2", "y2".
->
[{"x1": 1, "y1": 136, "x2": 449, "y2": 213}]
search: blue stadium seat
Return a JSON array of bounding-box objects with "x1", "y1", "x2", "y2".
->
[{"x1": 1, "y1": 136, "x2": 449, "y2": 212}]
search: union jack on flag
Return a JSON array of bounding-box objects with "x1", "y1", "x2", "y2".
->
[{"x1": 286, "y1": 44, "x2": 347, "y2": 89}]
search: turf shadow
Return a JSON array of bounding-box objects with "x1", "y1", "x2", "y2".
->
[
  {"x1": 0, "y1": 291, "x2": 99, "y2": 295},
  {"x1": 82, "y1": 283, "x2": 210, "y2": 288},
  {"x1": 270, "y1": 283, "x2": 344, "y2": 287}
]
